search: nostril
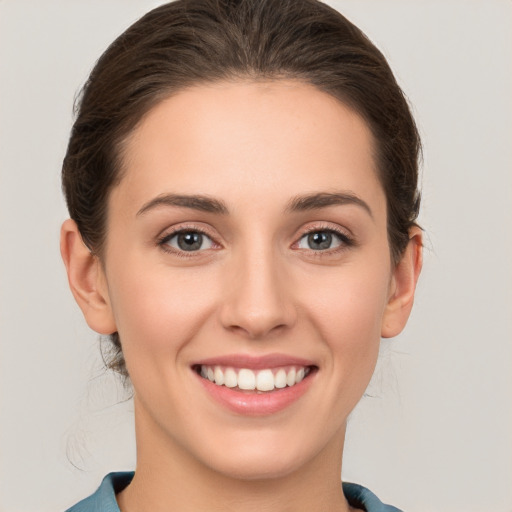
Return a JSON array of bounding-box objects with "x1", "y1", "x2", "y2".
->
[{"x1": 225, "y1": 321, "x2": 289, "y2": 340}]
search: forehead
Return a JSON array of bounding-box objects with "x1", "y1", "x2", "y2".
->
[{"x1": 114, "y1": 79, "x2": 385, "y2": 218}]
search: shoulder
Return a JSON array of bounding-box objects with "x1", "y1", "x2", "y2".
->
[
  {"x1": 343, "y1": 482, "x2": 404, "y2": 512},
  {"x1": 65, "y1": 472, "x2": 134, "y2": 512}
]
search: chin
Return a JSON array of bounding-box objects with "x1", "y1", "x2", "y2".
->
[
  {"x1": 210, "y1": 450, "x2": 307, "y2": 482},
  {"x1": 193, "y1": 426, "x2": 331, "y2": 482}
]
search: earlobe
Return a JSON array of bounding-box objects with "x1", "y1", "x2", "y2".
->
[
  {"x1": 381, "y1": 227, "x2": 423, "y2": 338},
  {"x1": 60, "y1": 219, "x2": 117, "y2": 335}
]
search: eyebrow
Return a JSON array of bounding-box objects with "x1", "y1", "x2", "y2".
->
[
  {"x1": 136, "y1": 193, "x2": 229, "y2": 216},
  {"x1": 136, "y1": 191, "x2": 372, "y2": 218},
  {"x1": 286, "y1": 191, "x2": 373, "y2": 218}
]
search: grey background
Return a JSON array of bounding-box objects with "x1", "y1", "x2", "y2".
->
[{"x1": 1, "y1": 1, "x2": 511, "y2": 511}]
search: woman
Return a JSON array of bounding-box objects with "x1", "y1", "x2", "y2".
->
[{"x1": 60, "y1": 0, "x2": 422, "y2": 510}]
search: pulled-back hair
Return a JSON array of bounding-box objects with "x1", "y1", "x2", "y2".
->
[{"x1": 62, "y1": 0, "x2": 421, "y2": 378}]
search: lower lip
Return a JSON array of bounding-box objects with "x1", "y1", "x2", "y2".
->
[{"x1": 195, "y1": 370, "x2": 315, "y2": 416}]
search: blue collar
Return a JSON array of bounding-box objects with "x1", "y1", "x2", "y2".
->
[{"x1": 66, "y1": 472, "x2": 403, "y2": 512}]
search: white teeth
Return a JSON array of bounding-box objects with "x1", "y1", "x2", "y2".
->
[
  {"x1": 224, "y1": 367, "x2": 237, "y2": 388},
  {"x1": 256, "y1": 369, "x2": 275, "y2": 391},
  {"x1": 274, "y1": 369, "x2": 287, "y2": 389},
  {"x1": 238, "y1": 369, "x2": 256, "y2": 390},
  {"x1": 199, "y1": 365, "x2": 311, "y2": 391},
  {"x1": 286, "y1": 368, "x2": 296, "y2": 387},
  {"x1": 214, "y1": 366, "x2": 224, "y2": 386}
]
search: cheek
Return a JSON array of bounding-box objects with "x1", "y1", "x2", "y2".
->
[
  {"x1": 106, "y1": 262, "x2": 219, "y2": 362},
  {"x1": 302, "y1": 260, "x2": 391, "y2": 379},
  {"x1": 307, "y1": 260, "x2": 390, "y2": 334}
]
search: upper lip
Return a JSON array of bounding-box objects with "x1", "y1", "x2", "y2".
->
[{"x1": 193, "y1": 353, "x2": 316, "y2": 370}]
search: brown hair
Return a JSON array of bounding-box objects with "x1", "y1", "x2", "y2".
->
[{"x1": 62, "y1": 0, "x2": 421, "y2": 378}]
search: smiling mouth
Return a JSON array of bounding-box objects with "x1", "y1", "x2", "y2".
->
[{"x1": 193, "y1": 364, "x2": 317, "y2": 393}]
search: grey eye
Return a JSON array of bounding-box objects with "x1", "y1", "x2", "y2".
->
[
  {"x1": 165, "y1": 231, "x2": 214, "y2": 252},
  {"x1": 297, "y1": 231, "x2": 342, "y2": 251}
]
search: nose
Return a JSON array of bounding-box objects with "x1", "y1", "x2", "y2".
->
[{"x1": 219, "y1": 247, "x2": 297, "y2": 340}]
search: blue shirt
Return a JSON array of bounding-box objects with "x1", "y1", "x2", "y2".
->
[{"x1": 66, "y1": 472, "x2": 403, "y2": 512}]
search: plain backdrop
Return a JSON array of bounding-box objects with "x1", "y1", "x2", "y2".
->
[{"x1": 1, "y1": 1, "x2": 511, "y2": 511}]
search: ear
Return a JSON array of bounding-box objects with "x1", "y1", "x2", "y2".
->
[
  {"x1": 60, "y1": 219, "x2": 117, "y2": 334},
  {"x1": 381, "y1": 226, "x2": 423, "y2": 338}
]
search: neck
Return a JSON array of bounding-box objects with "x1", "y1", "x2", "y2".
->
[{"x1": 117, "y1": 398, "x2": 356, "y2": 512}]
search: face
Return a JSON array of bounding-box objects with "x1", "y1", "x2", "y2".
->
[{"x1": 89, "y1": 80, "x2": 409, "y2": 480}]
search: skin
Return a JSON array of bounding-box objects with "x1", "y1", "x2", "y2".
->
[{"x1": 61, "y1": 80, "x2": 422, "y2": 512}]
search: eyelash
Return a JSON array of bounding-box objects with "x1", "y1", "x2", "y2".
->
[
  {"x1": 295, "y1": 225, "x2": 355, "y2": 255},
  {"x1": 156, "y1": 224, "x2": 355, "y2": 257},
  {"x1": 157, "y1": 225, "x2": 219, "y2": 258}
]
